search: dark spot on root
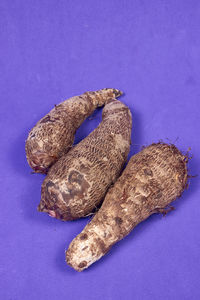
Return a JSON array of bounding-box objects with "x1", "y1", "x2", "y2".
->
[
  {"x1": 144, "y1": 168, "x2": 153, "y2": 176},
  {"x1": 141, "y1": 196, "x2": 147, "y2": 203},
  {"x1": 82, "y1": 246, "x2": 88, "y2": 251},
  {"x1": 96, "y1": 238, "x2": 109, "y2": 255},
  {"x1": 61, "y1": 171, "x2": 90, "y2": 206},
  {"x1": 41, "y1": 180, "x2": 62, "y2": 217},
  {"x1": 78, "y1": 261, "x2": 87, "y2": 268},
  {"x1": 80, "y1": 233, "x2": 88, "y2": 240},
  {"x1": 68, "y1": 170, "x2": 83, "y2": 184},
  {"x1": 115, "y1": 217, "x2": 123, "y2": 225}
]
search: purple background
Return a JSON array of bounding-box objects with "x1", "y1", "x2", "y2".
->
[{"x1": 1, "y1": 1, "x2": 200, "y2": 299}]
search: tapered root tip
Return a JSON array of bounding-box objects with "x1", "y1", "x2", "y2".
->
[
  {"x1": 65, "y1": 250, "x2": 83, "y2": 272},
  {"x1": 100, "y1": 88, "x2": 123, "y2": 98},
  {"x1": 112, "y1": 89, "x2": 123, "y2": 98}
]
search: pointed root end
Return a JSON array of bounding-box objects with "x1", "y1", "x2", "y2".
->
[{"x1": 113, "y1": 88, "x2": 123, "y2": 98}]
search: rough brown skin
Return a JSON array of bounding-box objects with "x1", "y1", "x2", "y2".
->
[
  {"x1": 25, "y1": 88, "x2": 122, "y2": 173},
  {"x1": 38, "y1": 99, "x2": 132, "y2": 220},
  {"x1": 66, "y1": 143, "x2": 188, "y2": 272}
]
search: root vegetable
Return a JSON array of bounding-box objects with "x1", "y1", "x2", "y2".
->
[
  {"x1": 25, "y1": 88, "x2": 122, "y2": 173},
  {"x1": 38, "y1": 99, "x2": 132, "y2": 220},
  {"x1": 66, "y1": 143, "x2": 188, "y2": 271}
]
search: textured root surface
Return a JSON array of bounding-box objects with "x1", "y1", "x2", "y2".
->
[
  {"x1": 38, "y1": 99, "x2": 132, "y2": 220},
  {"x1": 25, "y1": 88, "x2": 122, "y2": 173},
  {"x1": 66, "y1": 143, "x2": 188, "y2": 271}
]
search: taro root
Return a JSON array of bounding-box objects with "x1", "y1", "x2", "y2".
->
[
  {"x1": 38, "y1": 99, "x2": 132, "y2": 220},
  {"x1": 66, "y1": 143, "x2": 188, "y2": 271},
  {"x1": 25, "y1": 88, "x2": 122, "y2": 173}
]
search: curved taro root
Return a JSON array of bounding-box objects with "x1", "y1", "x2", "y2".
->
[
  {"x1": 66, "y1": 143, "x2": 188, "y2": 271},
  {"x1": 38, "y1": 99, "x2": 132, "y2": 220},
  {"x1": 25, "y1": 88, "x2": 122, "y2": 173}
]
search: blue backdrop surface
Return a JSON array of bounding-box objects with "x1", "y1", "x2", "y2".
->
[{"x1": 0, "y1": 1, "x2": 199, "y2": 299}]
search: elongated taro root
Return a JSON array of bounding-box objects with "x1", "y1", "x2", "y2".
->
[
  {"x1": 38, "y1": 99, "x2": 132, "y2": 220},
  {"x1": 25, "y1": 88, "x2": 122, "y2": 173},
  {"x1": 66, "y1": 143, "x2": 188, "y2": 271}
]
